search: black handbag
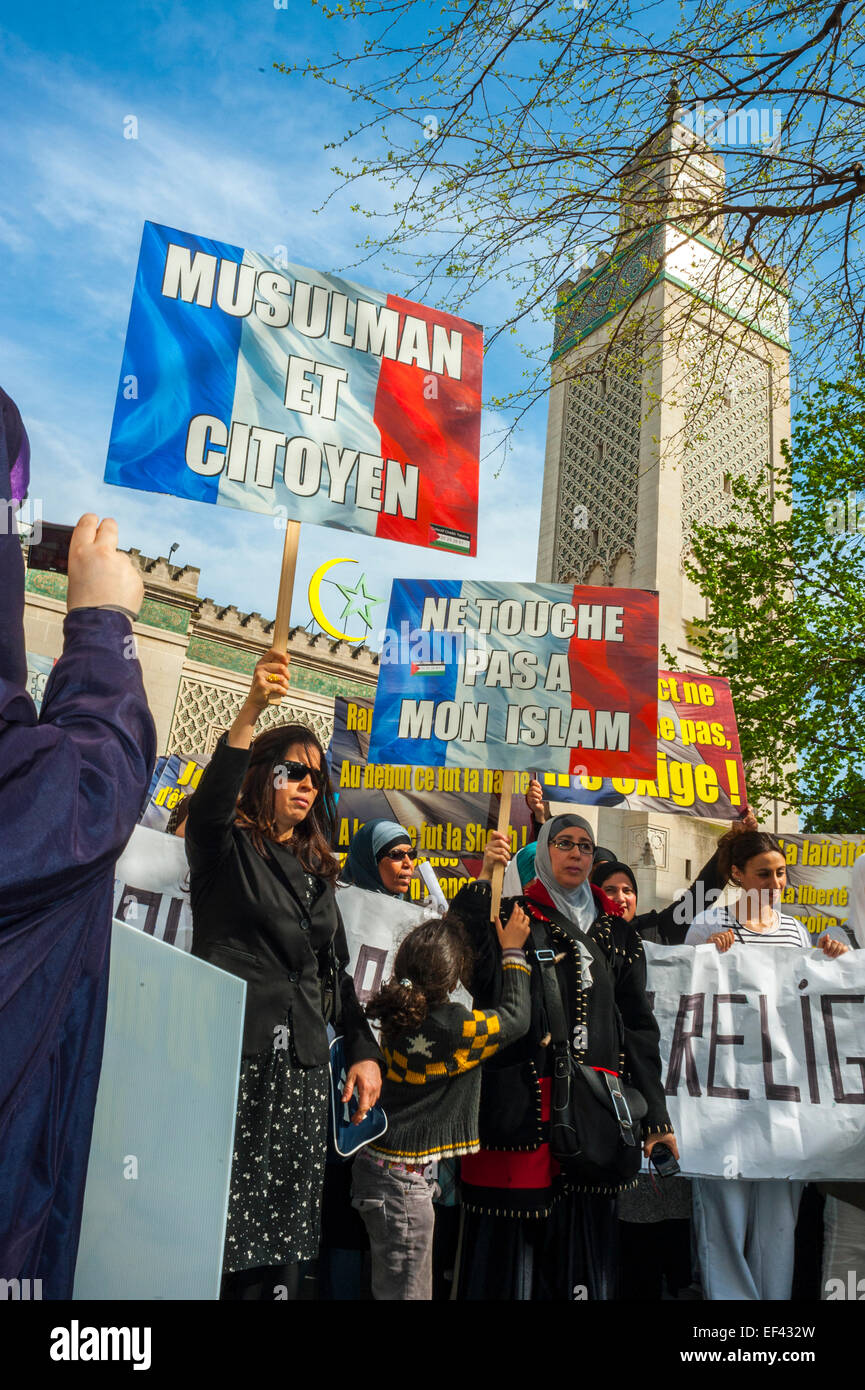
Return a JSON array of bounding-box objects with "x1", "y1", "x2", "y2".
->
[{"x1": 530, "y1": 920, "x2": 647, "y2": 1185}]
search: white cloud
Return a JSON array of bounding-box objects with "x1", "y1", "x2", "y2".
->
[{"x1": 0, "y1": 30, "x2": 552, "y2": 636}]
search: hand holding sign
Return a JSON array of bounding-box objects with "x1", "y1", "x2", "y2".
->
[
  {"x1": 478, "y1": 831, "x2": 512, "y2": 882},
  {"x1": 819, "y1": 935, "x2": 849, "y2": 958},
  {"x1": 246, "y1": 649, "x2": 291, "y2": 710},
  {"x1": 526, "y1": 777, "x2": 547, "y2": 824}
]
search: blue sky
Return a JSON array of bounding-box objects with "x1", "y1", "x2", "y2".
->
[{"x1": 0, "y1": 1, "x2": 548, "y2": 643}]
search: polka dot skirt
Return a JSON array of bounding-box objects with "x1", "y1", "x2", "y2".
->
[{"x1": 223, "y1": 1018, "x2": 329, "y2": 1273}]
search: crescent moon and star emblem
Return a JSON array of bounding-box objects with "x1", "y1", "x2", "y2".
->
[{"x1": 307, "y1": 557, "x2": 383, "y2": 643}]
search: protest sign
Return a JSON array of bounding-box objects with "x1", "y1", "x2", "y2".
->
[
  {"x1": 536, "y1": 671, "x2": 746, "y2": 818},
  {"x1": 113, "y1": 825, "x2": 193, "y2": 954},
  {"x1": 75, "y1": 921, "x2": 244, "y2": 1299},
  {"x1": 105, "y1": 222, "x2": 482, "y2": 554},
  {"x1": 775, "y1": 831, "x2": 865, "y2": 946},
  {"x1": 648, "y1": 941, "x2": 865, "y2": 1179},
  {"x1": 140, "y1": 752, "x2": 211, "y2": 832},
  {"x1": 330, "y1": 696, "x2": 534, "y2": 900},
  {"x1": 367, "y1": 580, "x2": 659, "y2": 777}
]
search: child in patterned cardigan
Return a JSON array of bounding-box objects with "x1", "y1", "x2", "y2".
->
[{"x1": 351, "y1": 905, "x2": 531, "y2": 1300}]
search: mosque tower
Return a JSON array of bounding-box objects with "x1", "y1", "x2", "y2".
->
[{"x1": 535, "y1": 83, "x2": 793, "y2": 898}]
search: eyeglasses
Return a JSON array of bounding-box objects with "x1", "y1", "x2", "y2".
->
[
  {"x1": 549, "y1": 838, "x2": 594, "y2": 855},
  {"x1": 275, "y1": 760, "x2": 323, "y2": 789},
  {"x1": 382, "y1": 847, "x2": 418, "y2": 862}
]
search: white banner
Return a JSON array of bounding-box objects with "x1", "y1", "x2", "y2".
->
[
  {"x1": 647, "y1": 942, "x2": 865, "y2": 1180},
  {"x1": 335, "y1": 883, "x2": 471, "y2": 1009},
  {"x1": 113, "y1": 827, "x2": 865, "y2": 1180},
  {"x1": 113, "y1": 826, "x2": 193, "y2": 954}
]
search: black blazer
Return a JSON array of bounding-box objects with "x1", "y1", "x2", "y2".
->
[{"x1": 186, "y1": 736, "x2": 383, "y2": 1068}]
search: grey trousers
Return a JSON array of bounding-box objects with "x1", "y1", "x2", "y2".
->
[
  {"x1": 351, "y1": 1147, "x2": 436, "y2": 1300},
  {"x1": 692, "y1": 1177, "x2": 805, "y2": 1300}
]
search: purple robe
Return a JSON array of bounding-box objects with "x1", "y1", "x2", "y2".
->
[{"x1": 0, "y1": 388, "x2": 156, "y2": 1297}]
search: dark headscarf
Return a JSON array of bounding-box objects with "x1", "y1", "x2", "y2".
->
[
  {"x1": 342, "y1": 819, "x2": 414, "y2": 896},
  {"x1": 590, "y1": 860, "x2": 638, "y2": 898},
  {"x1": 592, "y1": 845, "x2": 617, "y2": 868}
]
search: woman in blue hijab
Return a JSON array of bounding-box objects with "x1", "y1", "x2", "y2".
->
[{"x1": 342, "y1": 819, "x2": 417, "y2": 898}]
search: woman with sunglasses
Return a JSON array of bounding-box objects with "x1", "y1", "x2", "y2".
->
[
  {"x1": 342, "y1": 820, "x2": 418, "y2": 898},
  {"x1": 186, "y1": 647, "x2": 382, "y2": 1301},
  {"x1": 450, "y1": 812, "x2": 677, "y2": 1301}
]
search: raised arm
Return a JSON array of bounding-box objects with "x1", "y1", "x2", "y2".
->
[
  {"x1": 444, "y1": 906, "x2": 532, "y2": 1068},
  {"x1": 185, "y1": 647, "x2": 291, "y2": 870},
  {"x1": 450, "y1": 879, "x2": 509, "y2": 1008},
  {"x1": 0, "y1": 610, "x2": 156, "y2": 905}
]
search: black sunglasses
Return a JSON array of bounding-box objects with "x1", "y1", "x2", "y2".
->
[
  {"x1": 380, "y1": 846, "x2": 418, "y2": 862},
  {"x1": 275, "y1": 760, "x2": 324, "y2": 789}
]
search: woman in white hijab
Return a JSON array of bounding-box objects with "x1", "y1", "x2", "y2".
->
[{"x1": 450, "y1": 814, "x2": 677, "y2": 1301}]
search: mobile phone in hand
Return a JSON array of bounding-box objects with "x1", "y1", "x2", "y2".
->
[
  {"x1": 649, "y1": 1143, "x2": 681, "y2": 1178},
  {"x1": 27, "y1": 522, "x2": 74, "y2": 574}
]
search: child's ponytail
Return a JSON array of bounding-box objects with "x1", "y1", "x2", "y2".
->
[{"x1": 365, "y1": 915, "x2": 474, "y2": 1044}]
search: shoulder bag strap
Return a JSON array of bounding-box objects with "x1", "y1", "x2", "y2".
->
[
  {"x1": 529, "y1": 918, "x2": 570, "y2": 1047},
  {"x1": 529, "y1": 919, "x2": 636, "y2": 1140}
]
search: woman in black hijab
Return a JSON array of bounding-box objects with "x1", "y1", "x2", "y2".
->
[
  {"x1": 341, "y1": 819, "x2": 416, "y2": 898},
  {"x1": 590, "y1": 809, "x2": 757, "y2": 945}
]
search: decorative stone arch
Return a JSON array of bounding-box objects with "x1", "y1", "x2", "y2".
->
[
  {"x1": 553, "y1": 345, "x2": 642, "y2": 586},
  {"x1": 611, "y1": 549, "x2": 634, "y2": 586}
]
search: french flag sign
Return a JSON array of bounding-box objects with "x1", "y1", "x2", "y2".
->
[
  {"x1": 104, "y1": 222, "x2": 482, "y2": 553},
  {"x1": 368, "y1": 580, "x2": 659, "y2": 776}
]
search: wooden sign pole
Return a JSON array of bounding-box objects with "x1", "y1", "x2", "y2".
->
[
  {"x1": 490, "y1": 768, "x2": 515, "y2": 921},
  {"x1": 268, "y1": 519, "x2": 301, "y2": 705}
]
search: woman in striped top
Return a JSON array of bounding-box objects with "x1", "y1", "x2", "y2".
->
[{"x1": 685, "y1": 829, "x2": 848, "y2": 1300}]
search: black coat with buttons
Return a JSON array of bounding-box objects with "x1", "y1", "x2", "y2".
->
[
  {"x1": 186, "y1": 736, "x2": 383, "y2": 1067},
  {"x1": 451, "y1": 878, "x2": 671, "y2": 1151}
]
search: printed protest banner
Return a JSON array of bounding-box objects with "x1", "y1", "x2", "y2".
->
[
  {"x1": 776, "y1": 831, "x2": 865, "y2": 946},
  {"x1": 649, "y1": 941, "x2": 865, "y2": 1179},
  {"x1": 139, "y1": 752, "x2": 211, "y2": 832},
  {"x1": 330, "y1": 696, "x2": 534, "y2": 900},
  {"x1": 536, "y1": 671, "x2": 746, "y2": 819},
  {"x1": 113, "y1": 826, "x2": 193, "y2": 954},
  {"x1": 367, "y1": 580, "x2": 659, "y2": 776},
  {"x1": 105, "y1": 222, "x2": 482, "y2": 554}
]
